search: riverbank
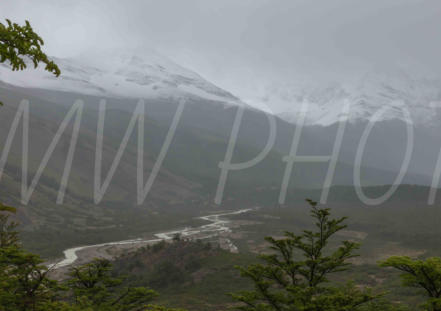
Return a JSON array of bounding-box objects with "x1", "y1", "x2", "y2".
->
[{"x1": 50, "y1": 208, "x2": 254, "y2": 272}]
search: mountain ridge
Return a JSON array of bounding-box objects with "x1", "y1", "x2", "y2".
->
[
  {"x1": 0, "y1": 50, "x2": 242, "y2": 107},
  {"x1": 270, "y1": 68, "x2": 441, "y2": 126}
]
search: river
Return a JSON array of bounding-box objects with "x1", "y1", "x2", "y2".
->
[{"x1": 53, "y1": 208, "x2": 253, "y2": 269}]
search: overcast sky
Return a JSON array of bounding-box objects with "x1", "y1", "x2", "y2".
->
[{"x1": 2, "y1": 0, "x2": 441, "y2": 109}]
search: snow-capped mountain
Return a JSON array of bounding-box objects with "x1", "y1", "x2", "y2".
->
[
  {"x1": 270, "y1": 68, "x2": 441, "y2": 127},
  {"x1": 5, "y1": 51, "x2": 439, "y2": 129},
  {"x1": 0, "y1": 50, "x2": 239, "y2": 105}
]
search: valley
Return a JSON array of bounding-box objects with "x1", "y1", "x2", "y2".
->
[
  {"x1": 52, "y1": 208, "x2": 254, "y2": 270},
  {"x1": 2, "y1": 7, "x2": 441, "y2": 309}
]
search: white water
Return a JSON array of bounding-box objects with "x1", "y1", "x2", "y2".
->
[{"x1": 53, "y1": 209, "x2": 252, "y2": 269}]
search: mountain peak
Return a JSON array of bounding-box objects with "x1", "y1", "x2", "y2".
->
[
  {"x1": 271, "y1": 68, "x2": 441, "y2": 127},
  {"x1": 0, "y1": 50, "x2": 239, "y2": 105}
]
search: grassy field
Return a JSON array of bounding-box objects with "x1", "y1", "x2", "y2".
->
[
  {"x1": 96, "y1": 200, "x2": 441, "y2": 310},
  {"x1": 16, "y1": 183, "x2": 441, "y2": 309}
]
